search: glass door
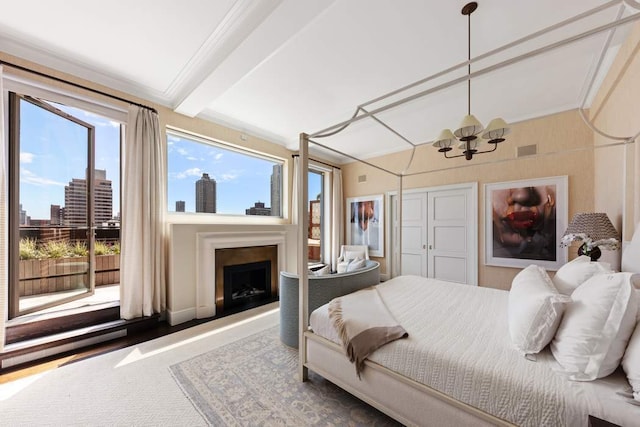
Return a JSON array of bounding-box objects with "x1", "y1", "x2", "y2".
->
[{"x1": 9, "y1": 93, "x2": 96, "y2": 317}]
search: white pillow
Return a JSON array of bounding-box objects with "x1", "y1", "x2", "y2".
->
[
  {"x1": 551, "y1": 272, "x2": 638, "y2": 380},
  {"x1": 312, "y1": 265, "x2": 331, "y2": 276},
  {"x1": 508, "y1": 265, "x2": 571, "y2": 356},
  {"x1": 622, "y1": 321, "x2": 640, "y2": 402},
  {"x1": 552, "y1": 256, "x2": 613, "y2": 295},
  {"x1": 346, "y1": 257, "x2": 366, "y2": 272},
  {"x1": 344, "y1": 250, "x2": 365, "y2": 262}
]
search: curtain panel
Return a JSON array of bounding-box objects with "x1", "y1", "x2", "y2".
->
[
  {"x1": 330, "y1": 167, "x2": 343, "y2": 272},
  {"x1": 0, "y1": 67, "x2": 7, "y2": 351},
  {"x1": 121, "y1": 106, "x2": 166, "y2": 319}
]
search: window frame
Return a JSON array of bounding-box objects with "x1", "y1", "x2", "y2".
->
[
  {"x1": 3, "y1": 73, "x2": 127, "y2": 319},
  {"x1": 165, "y1": 127, "x2": 287, "y2": 224}
]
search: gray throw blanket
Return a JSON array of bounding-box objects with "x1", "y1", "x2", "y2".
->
[{"x1": 328, "y1": 286, "x2": 408, "y2": 378}]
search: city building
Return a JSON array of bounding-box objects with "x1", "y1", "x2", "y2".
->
[
  {"x1": 50, "y1": 205, "x2": 62, "y2": 226},
  {"x1": 64, "y1": 169, "x2": 113, "y2": 226},
  {"x1": 175, "y1": 200, "x2": 185, "y2": 212},
  {"x1": 270, "y1": 164, "x2": 282, "y2": 217},
  {"x1": 195, "y1": 173, "x2": 216, "y2": 213},
  {"x1": 245, "y1": 201, "x2": 271, "y2": 216}
]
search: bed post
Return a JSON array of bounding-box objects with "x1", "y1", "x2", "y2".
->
[{"x1": 298, "y1": 132, "x2": 309, "y2": 381}]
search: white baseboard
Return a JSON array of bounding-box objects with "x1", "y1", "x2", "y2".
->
[{"x1": 167, "y1": 307, "x2": 197, "y2": 326}]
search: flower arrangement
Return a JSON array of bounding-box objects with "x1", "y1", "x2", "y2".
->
[{"x1": 559, "y1": 232, "x2": 620, "y2": 251}]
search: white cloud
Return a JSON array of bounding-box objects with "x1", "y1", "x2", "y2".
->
[
  {"x1": 214, "y1": 153, "x2": 223, "y2": 160},
  {"x1": 167, "y1": 135, "x2": 180, "y2": 144},
  {"x1": 174, "y1": 167, "x2": 203, "y2": 179},
  {"x1": 20, "y1": 152, "x2": 35, "y2": 164},
  {"x1": 177, "y1": 148, "x2": 189, "y2": 156},
  {"x1": 21, "y1": 169, "x2": 65, "y2": 187},
  {"x1": 186, "y1": 156, "x2": 201, "y2": 161},
  {"x1": 217, "y1": 172, "x2": 239, "y2": 182}
]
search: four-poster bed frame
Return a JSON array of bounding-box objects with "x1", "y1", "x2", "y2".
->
[{"x1": 295, "y1": 1, "x2": 640, "y2": 425}]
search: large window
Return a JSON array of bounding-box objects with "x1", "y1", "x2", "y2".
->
[
  {"x1": 8, "y1": 91, "x2": 122, "y2": 318},
  {"x1": 167, "y1": 130, "x2": 283, "y2": 217}
]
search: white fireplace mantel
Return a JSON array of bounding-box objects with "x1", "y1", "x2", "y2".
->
[{"x1": 196, "y1": 231, "x2": 287, "y2": 318}]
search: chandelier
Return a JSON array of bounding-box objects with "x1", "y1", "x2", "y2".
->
[{"x1": 432, "y1": 2, "x2": 510, "y2": 161}]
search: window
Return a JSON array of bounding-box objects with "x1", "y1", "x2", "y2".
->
[
  {"x1": 8, "y1": 91, "x2": 122, "y2": 318},
  {"x1": 167, "y1": 130, "x2": 283, "y2": 217},
  {"x1": 308, "y1": 169, "x2": 323, "y2": 263}
]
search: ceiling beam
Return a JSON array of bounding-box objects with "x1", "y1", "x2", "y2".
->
[{"x1": 174, "y1": 0, "x2": 336, "y2": 117}]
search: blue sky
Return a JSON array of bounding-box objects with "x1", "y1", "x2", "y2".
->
[
  {"x1": 19, "y1": 98, "x2": 321, "y2": 221},
  {"x1": 167, "y1": 134, "x2": 322, "y2": 215},
  {"x1": 19, "y1": 100, "x2": 121, "y2": 221}
]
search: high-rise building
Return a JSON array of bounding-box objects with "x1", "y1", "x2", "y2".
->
[
  {"x1": 195, "y1": 173, "x2": 216, "y2": 213},
  {"x1": 270, "y1": 164, "x2": 282, "y2": 217},
  {"x1": 19, "y1": 204, "x2": 28, "y2": 226},
  {"x1": 64, "y1": 169, "x2": 113, "y2": 226},
  {"x1": 50, "y1": 205, "x2": 62, "y2": 225},
  {"x1": 175, "y1": 200, "x2": 186, "y2": 212},
  {"x1": 246, "y1": 201, "x2": 271, "y2": 216}
]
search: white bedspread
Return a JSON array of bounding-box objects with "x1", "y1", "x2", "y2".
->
[{"x1": 309, "y1": 275, "x2": 638, "y2": 427}]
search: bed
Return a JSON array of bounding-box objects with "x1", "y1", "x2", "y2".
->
[{"x1": 297, "y1": 223, "x2": 640, "y2": 426}]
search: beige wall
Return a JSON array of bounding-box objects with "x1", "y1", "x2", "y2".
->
[
  {"x1": 342, "y1": 109, "x2": 595, "y2": 290},
  {"x1": 590, "y1": 22, "x2": 640, "y2": 243}
]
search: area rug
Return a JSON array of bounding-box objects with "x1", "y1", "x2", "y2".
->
[{"x1": 170, "y1": 326, "x2": 401, "y2": 426}]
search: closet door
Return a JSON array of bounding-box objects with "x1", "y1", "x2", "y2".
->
[
  {"x1": 427, "y1": 187, "x2": 476, "y2": 285},
  {"x1": 400, "y1": 192, "x2": 427, "y2": 276}
]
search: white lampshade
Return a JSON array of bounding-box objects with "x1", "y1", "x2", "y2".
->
[
  {"x1": 482, "y1": 118, "x2": 510, "y2": 140},
  {"x1": 432, "y1": 129, "x2": 457, "y2": 148},
  {"x1": 454, "y1": 114, "x2": 484, "y2": 138}
]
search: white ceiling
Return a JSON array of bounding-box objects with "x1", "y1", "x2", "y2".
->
[{"x1": 0, "y1": 0, "x2": 637, "y2": 163}]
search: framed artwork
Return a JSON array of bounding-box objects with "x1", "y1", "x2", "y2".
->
[
  {"x1": 485, "y1": 176, "x2": 568, "y2": 270},
  {"x1": 346, "y1": 194, "x2": 384, "y2": 257}
]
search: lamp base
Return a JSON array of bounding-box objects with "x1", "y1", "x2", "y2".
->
[{"x1": 578, "y1": 245, "x2": 601, "y2": 261}]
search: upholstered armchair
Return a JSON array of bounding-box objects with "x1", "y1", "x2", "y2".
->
[{"x1": 336, "y1": 244, "x2": 369, "y2": 274}]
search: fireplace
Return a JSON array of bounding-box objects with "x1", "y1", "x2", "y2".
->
[
  {"x1": 223, "y1": 260, "x2": 271, "y2": 311},
  {"x1": 196, "y1": 231, "x2": 286, "y2": 319},
  {"x1": 214, "y1": 245, "x2": 278, "y2": 315}
]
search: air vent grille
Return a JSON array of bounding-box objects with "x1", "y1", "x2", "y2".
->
[{"x1": 517, "y1": 144, "x2": 537, "y2": 157}]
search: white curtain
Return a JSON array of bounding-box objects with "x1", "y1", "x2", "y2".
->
[
  {"x1": 291, "y1": 156, "x2": 299, "y2": 225},
  {"x1": 0, "y1": 67, "x2": 6, "y2": 351},
  {"x1": 120, "y1": 105, "x2": 166, "y2": 319},
  {"x1": 330, "y1": 167, "x2": 343, "y2": 272},
  {"x1": 635, "y1": 136, "x2": 640, "y2": 227}
]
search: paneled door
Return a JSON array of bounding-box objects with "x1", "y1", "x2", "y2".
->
[
  {"x1": 427, "y1": 187, "x2": 477, "y2": 285},
  {"x1": 392, "y1": 183, "x2": 477, "y2": 285},
  {"x1": 400, "y1": 192, "x2": 427, "y2": 276}
]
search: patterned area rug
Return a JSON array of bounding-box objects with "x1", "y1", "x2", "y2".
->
[{"x1": 170, "y1": 326, "x2": 401, "y2": 426}]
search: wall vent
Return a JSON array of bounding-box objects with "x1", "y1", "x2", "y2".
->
[
  {"x1": 517, "y1": 144, "x2": 537, "y2": 157},
  {"x1": 358, "y1": 174, "x2": 367, "y2": 183}
]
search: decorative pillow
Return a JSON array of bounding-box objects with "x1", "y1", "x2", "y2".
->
[
  {"x1": 346, "y1": 257, "x2": 366, "y2": 272},
  {"x1": 508, "y1": 265, "x2": 571, "y2": 356},
  {"x1": 552, "y1": 255, "x2": 613, "y2": 295},
  {"x1": 551, "y1": 272, "x2": 638, "y2": 380},
  {"x1": 312, "y1": 265, "x2": 331, "y2": 276},
  {"x1": 622, "y1": 321, "x2": 640, "y2": 402},
  {"x1": 344, "y1": 250, "x2": 365, "y2": 262}
]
